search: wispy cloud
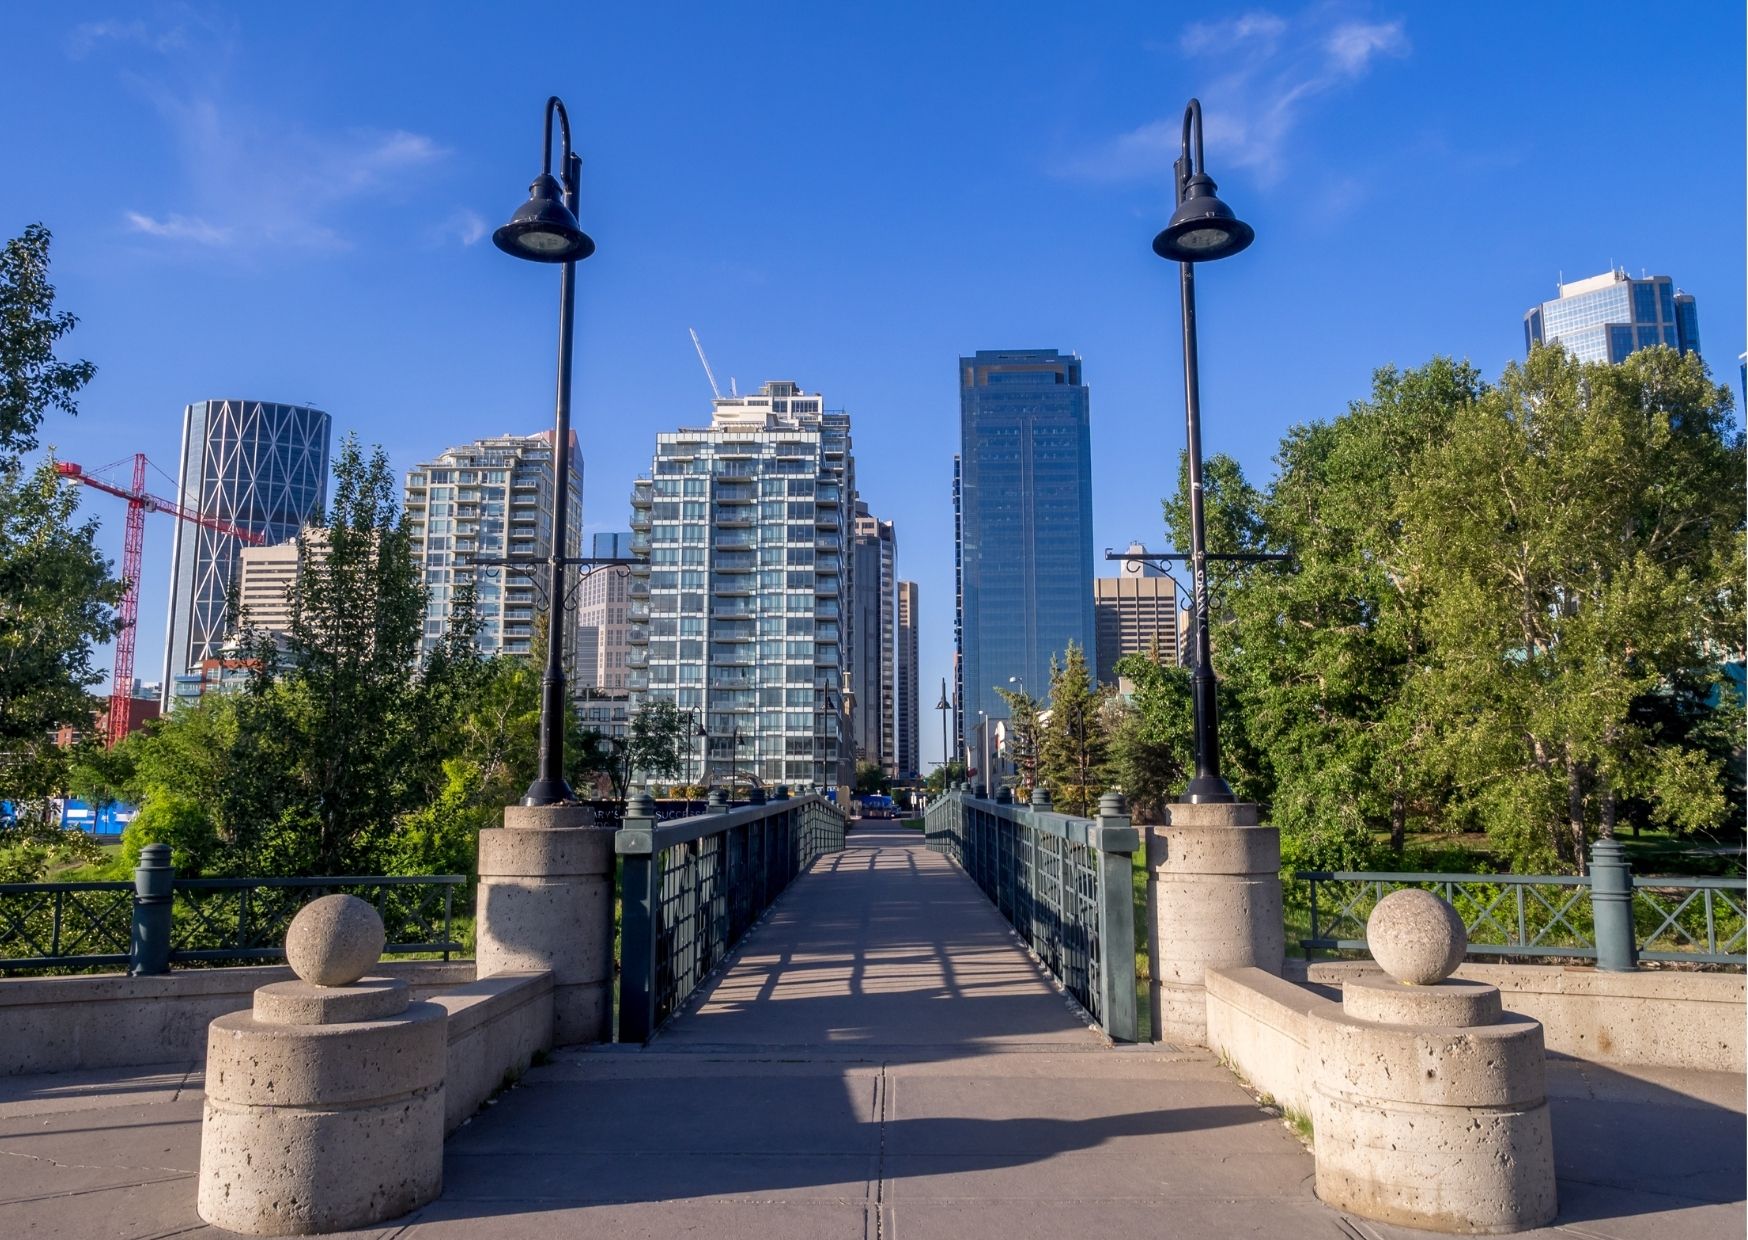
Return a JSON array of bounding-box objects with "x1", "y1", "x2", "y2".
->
[
  {"x1": 124, "y1": 211, "x2": 231, "y2": 246},
  {"x1": 1068, "y1": 8, "x2": 1409, "y2": 188},
  {"x1": 90, "y1": 15, "x2": 452, "y2": 256},
  {"x1": 68, "y1": 18, "x2": 188, "y2": 58},
  {"x1": 430, "y1": 209, "x2": 489, "y2": 248}
]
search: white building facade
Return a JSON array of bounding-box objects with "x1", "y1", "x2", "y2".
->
[
  {"x1": 402, "y1": 431, "x2": 583, "y2": 665},
  {"x1": 627, "y1": 381, "x2": 855, "y2": 792}
]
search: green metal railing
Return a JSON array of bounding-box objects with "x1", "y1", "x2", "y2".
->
[
  {"x1": 923, "y1": 784, "x2": 1138, "y2": 1041},
  {"x1": 616, "y1": 789, "x2": 847, "y2": 1042},
  {"x1": 1297, "y1": 856, "x2": 1746, "y2": 969},
  {"x1": 0, "y1": 855, "x2": 463, "y2": 975}
]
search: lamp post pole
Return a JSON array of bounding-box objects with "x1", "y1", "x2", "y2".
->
[
  {"x1": 1152, "y1": 97, "x2": 1254, "y2": 805},
  {"x1": 934, "y1": 678, "x2": 950, "y2": 781},
  {"x1": 494, "y1": 96, "x2": 597, "y2": 808}
]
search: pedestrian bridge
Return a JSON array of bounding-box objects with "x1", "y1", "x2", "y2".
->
[{"x1": 0, "y1": 820, "x2": 1742, "y2": 1238}]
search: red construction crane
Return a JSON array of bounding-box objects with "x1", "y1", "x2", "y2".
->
[{"x1": 57, "y1": 455, "x2": 269, "y2": 746}]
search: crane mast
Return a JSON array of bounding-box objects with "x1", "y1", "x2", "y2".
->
[{"x1": 56, "y1": 456, "x2": 269, "y2": 746}]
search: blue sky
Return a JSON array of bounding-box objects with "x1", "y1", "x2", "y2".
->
[{"x1": 4, "y1": 2, "x2": 1742, "y2": 769}]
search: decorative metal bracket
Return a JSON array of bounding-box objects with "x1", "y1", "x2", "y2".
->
[{"x1": 466, "y1": 554, "x2": 638, "y2": 610}]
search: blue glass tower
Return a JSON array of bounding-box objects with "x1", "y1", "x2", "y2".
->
[
  {"x1": 956, "y1": 349, "x2": 1095, "y2": 763},
  {"x1": 1524, "y1": 269, "x2": 1701, "y2": 364}
]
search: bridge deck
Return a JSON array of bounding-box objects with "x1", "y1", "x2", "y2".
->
[{"x1": 1, "y1": 824, "x2": 1742, "y2": 1238}]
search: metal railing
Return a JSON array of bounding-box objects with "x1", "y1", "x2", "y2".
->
[
  {"x1": 1297, "y1": 850, "x2": 1746, "y2": 969},
  {"x1": 923, "y1": 785, "x2": 1138, "y2": 1041},
  {"x1": 0, "y1": 851, "x2": 463, "y2": 975},
  {"x1": 616, "y1": 789, "x2": 847, "y2": 1042}
]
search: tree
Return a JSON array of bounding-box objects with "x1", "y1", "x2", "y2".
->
[
  {"x1": 628, "y1": 698, "x2": 690, "y2": 783},
  {"x1": 854, "y1": 760, "x2": 889, "y2": 797},
  {"x1": 1223, "y1": 361, "x2": 1479, "y2": 862},
  {"x1": 993, "y1": 685, "x2": 1042, "y2": 799},
  {"x1": 1105, "y1": 651, "x2": 1194, "y2": 825},
  {"x1": 0, "y1": 224, "x2": 95, "y2": 467},
  {"x1": 923, "y1": 759, "x2": 966, "y2": 796},
  {"x1": 1402, "y1": 345, "x2": 1743, "y2": 870},
  {"x1": 1037, "y1": 642, "x2": 1110, "y2": 817},
  {"x1": 0, "y1": 223, "x2": 118, "y2": 875}
]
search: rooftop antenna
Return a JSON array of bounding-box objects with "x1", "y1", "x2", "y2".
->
[{"x1": 689, "y1": 327, "x2": 723, "y2": 400}]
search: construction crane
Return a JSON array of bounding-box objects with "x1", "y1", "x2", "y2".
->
[
  {"x1": 57, "y1": 455, "x2": 269, "y2": 746},
  {"x1": 688, "y1": 327, "x2": 723, "y2": 400}
]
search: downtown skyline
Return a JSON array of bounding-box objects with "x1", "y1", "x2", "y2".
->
[{"x1": 2, "y1": 3, "x2": 1741, "y2": 771}]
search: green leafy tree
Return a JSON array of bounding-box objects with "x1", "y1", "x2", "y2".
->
[
  {"x1": 0, "y1": 224, "x2": 117, "y2": 877},
  {"x1": 923, "y1": 759, "x2": 966, "y2": 796},
  {"x1": 1105, "y1": 651, "x2": 1194, "y2": 825},
  {"x1": 1402, "y1": 345, "x2": 1743, "y2": 870},
  {"x1": 0, "y1": 224, "x2": 95, "y2": 467},
  {"x1": 993, "y1": 685, "x2": 1042, "y2": 800},
  {"x1": 629, "y1": 698, "x2": 690, "y2": 783},
  {"x1": 1037, "y1": 642, "x2": 1109, "y2": 817},
  {"x1": 1224, "y1": 360, "x2": 1480, "y2": 862}
]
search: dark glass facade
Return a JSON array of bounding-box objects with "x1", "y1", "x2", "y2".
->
[{"x1": 956, "y1": 350, "x2": 1095, "y2": 761}]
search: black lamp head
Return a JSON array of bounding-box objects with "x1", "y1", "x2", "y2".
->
[
  {"x1": 493, "y1": 172, "x2": 595, "y2": 263},
  {"x1": 1152, "y1": 172, "x2": 1254, "y2": 263}
]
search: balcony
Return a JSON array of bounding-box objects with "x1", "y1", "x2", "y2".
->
[
  {"x1": 627, "y1": 600, "x2": 650, "y2": 622},
  {"x1": 630, "y1": 533, "x2": 650, "y2": 555},
  {"x1": 712, "y1": 510, "x2": 752, "y2": 528},
  {"x1": 714, "y1": 535, "x2": 754, "y2": 552},
  {"x1": 629, "y1": 511, "x2": 651, "y2": 532},
  {"x1": 712, "y1": 581, "x2": 754, "y2": 597},
  {"x1": 710, "y1": 669, "x2": 755, "y2": 688},
  {"x1": 714, "y1": 552, "x2": 755, "y2": 571},
  {"x1": 816, "y1": 534, "x2": 841, "y2": 551},
  {"x1": 712, "y1": 603, "x2": 755, "y2": 620},
  {"x1": 710, "y1": 652, "x2": 753, "y2": 667},
  {"x1": 628, "y1": 559, "x2": 650, "y2": 577},
  {"x1": 626, "y1": 626, "x2": 648, "y2": 646},
  {"x1": 714, "y1": 484, "x2": 755, "y2": 503},
  {"x1": 628, "y1": 580, "x2": 650, "y2": 600},
  {"x1": 626, "y1": 649, "x2": 649, "y2": 670},
  {"x1": 630, "y1": 483, "x2": 652, "y2": 508},
  {"x1": 627, "y1": 671, "x2": 649, "y2": 691}
]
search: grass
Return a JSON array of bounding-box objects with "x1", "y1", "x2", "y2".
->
[{"x1": 1216, "y1": 1051, "x2": 1314, "y2": 1149}]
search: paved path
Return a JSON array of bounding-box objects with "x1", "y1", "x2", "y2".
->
[{"x1": 1, "y1": 824, "x2": 1743, "y2": 1238}]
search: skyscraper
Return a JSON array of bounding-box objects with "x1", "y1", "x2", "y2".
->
[
  {"x1": 576, "y1": 531, "x2": 633, "y2": 741},
  {"x1": 1094, "y1": 544, "x2": 1183, "y2": 681},
  {"x1": 402, "y1": 431, "x2": 584, "y2": 663},
  {"x1": 896, "y1": 580, "x2": 920, "y2": 780},
  {"x1": 627, "y1": 381, "x2": 855, "y2": 791},
  {"x1": 956, "y1": 350, "x2": 1096, "y2": 760},
  {"x1": 1524, "y1": 269, "x2": 1701, "y2": 364},
  {"x1": 162, "y1": 399, "x2": 330, "y2": 705},
  {"x1": 850, "y1": 501, "x2": 897, "y2": 775}
]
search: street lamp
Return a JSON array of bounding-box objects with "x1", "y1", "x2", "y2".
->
[
  {"x1": 1152, "y1": 97, "x2": 1252, "y2": 804},
  {"x1": 495, "y1": 95, "x2": 596, "y2": 807},
  {"x1": 934, "y1": 678, "x2": 951, "y2": 779},
  {"x1": 977, "y1": 708, "x2": 989, "y2": 798}
]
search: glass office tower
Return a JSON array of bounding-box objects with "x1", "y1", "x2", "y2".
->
[
  {"x1": 1524, "y1": 269, "x2": 1701, "y2": 364},
  {"x1": 956, "y1": 349, "x2": 1095, "y2": 763},
  {"x1": 162, "y1": 399, "x2": 330, "y2": 705}
]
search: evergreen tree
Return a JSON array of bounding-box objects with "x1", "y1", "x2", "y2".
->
[{"x1": 1037, "y1": 642, "x2": 1109, "y2": 816}]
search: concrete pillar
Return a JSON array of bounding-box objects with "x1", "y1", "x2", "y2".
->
[
  {"x1": 1311, "y1": 889, "x2": 1557, "y2": 1231},
  {"x1": 1147, "y1": 801, "x2": 1283, "y2": 1045},
  {"x1": 198, "y1": 896, "x2": 445, "y2": 1235},
  {"x1": 476, "y1": 804, "x2": 615, "y2": 1045}
]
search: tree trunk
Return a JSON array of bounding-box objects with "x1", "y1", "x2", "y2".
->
[
  {"x1": 1389, "y1": 793, "x2": 1406, "y2": 856},
  {"x1": 1565, "y1": 749, "x2": 1589, "y2": 876}
]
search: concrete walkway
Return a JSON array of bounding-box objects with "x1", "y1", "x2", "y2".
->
[{"x1": 1, "y1": 824, "x2": 1742, "y2": 1238}]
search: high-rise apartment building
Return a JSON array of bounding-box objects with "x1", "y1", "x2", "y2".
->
[
  {"x1": 576, "y1": 531, "x2": 634, "y2": 741},
  {"x1": 162, "y1": 400, "x2": 330, "y2": 705},
  {"x1": 235, "y1": 539, "x2": 302, "y2": 638},
  {"x1": 1094, "y1": 544, "x2": 1183, "y2": 681},
  {"x1": 896, "y1": 580, "x2": 920, "y2": 780},
  {"x1": 952, "y1": 454, "x2": 964, "y2": 760},
  {"x1": 402, "y1": 431, "x2": 584, "y2": 664},
  {"x1": 627, "y1": 381, "x2": 855, "y2": 791},
  {"x1": 956, "y1": 350, "x2": 1096, "y2": 760},
  {"x1": 850, "y1": 501, "x2": 897, "y2": 775},
  {"x1": 1524, "y1": 269, "x2": 1701, "y2": 364}
]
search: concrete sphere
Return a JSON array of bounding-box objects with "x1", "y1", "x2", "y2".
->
[
  {"x1": 286, "y1": 894, "x2": 386, "y2": 987},
  {"x1": 1365, "y1": 888, "x2": 1467, "y2": 985}
]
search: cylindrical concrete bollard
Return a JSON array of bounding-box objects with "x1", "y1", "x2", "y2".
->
[
  {"x1": 1147, "y1": 801, "x2": 1283, "y2": 1045},
  {"x1": 1310, "y1": 890, "x2": 1557, "y2": 1232},
  {"x1": 197, "y1": 897, "x2": 446, "y2": 1235},
  {"x1": 476, "y1": 804, "x2": 615, "y2": 1045}
]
